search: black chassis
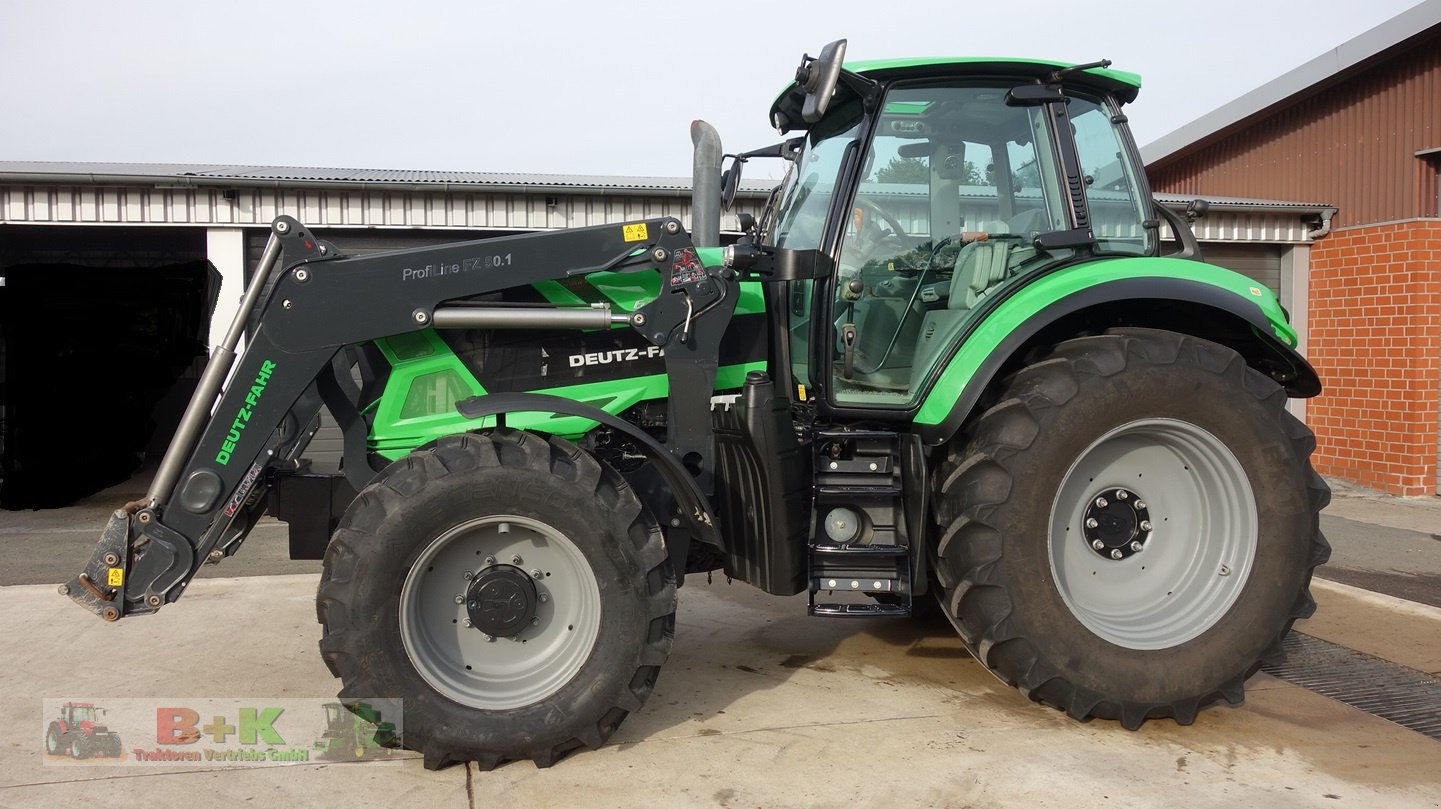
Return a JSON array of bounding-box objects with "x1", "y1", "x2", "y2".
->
[{"x1": 64, "y1": 215, "x2": 756, "y2": 621}]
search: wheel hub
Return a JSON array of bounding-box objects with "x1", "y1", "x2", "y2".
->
[
  {"x1": 1082, "y1": 487, "x2": 1152, "y2": 560},
  {"x1": 465, "y1": 565, "x2": 537, "y2": 638}
]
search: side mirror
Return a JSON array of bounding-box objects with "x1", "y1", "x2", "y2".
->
[
  {"x1": 799, "y1": 39, "x2": 847, "y2": 124},
  {"x1": 720, "y1": 156, "x2": 744, "y2": 212}
]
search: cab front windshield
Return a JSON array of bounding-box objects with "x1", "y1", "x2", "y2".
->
[{"x1": 775, "y1": 79, "x2": 1153, "y2": 407}]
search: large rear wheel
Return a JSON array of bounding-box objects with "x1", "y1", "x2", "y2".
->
[
  {"x1": 317, "y1": 429, "x2": 675, "y2": 769},
  {"x1": 932, "y1": 328, "x2": 1330, "y2": 727}
]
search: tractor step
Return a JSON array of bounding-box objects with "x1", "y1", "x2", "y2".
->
[
  {"x1": 809, "y1": 602, "x2": 909, "y2": 618},
  {"x1": 807, "y1": 430, "x2": 915, "y2": 618}
]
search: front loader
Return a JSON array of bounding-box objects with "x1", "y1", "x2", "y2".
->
[{"x1": 64, "y1": 41, "x2": 1329, "y2": 770}]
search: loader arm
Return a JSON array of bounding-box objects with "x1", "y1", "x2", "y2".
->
[{"x1": 63, "y1": 215, "x2": 736, "y2": 621}]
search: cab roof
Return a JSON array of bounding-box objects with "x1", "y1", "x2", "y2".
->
[{"x1": 848, "y1": 57, "x2": 1142, "y2": 104}]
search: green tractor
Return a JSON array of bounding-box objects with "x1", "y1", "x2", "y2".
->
[
  {"x1": 313, "y1": 702, "x2": 398, "y2": 761},
  {"x1": 65, "y1": 40, "x2": 1328, "y2": 770}
]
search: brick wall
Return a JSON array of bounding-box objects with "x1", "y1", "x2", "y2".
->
[{"x1": 1308, "y1": 220, "x2": 1441, "y2": 495}]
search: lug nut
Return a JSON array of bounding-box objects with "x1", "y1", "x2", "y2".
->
[
  {"x1": 1110, "y1": 549, "x2": 1123, "y2": 560},
  {"x1": 1085, "y1": 518, "x2": 1099, "y2": 529},
  {"x1": 1130, "y1": 541, "x2": 1143, "y2": 552},
  {"x1": 454, "y1": 595, "x2": 464, "y2": 604},
  {"x1": 511, "y1": 555, "x2": 523, "y2": 565},
  {"x1": 484, "y1": 634, "x2": 495, "y2": 642},
  {"x1": 483, "y1": 555, "x2": 496, "y2": 566},
  {"x1": 1220, "y1": 565, "x2": 1232, "y2": 577},
  {"x1": 1095, "y1": 496, "x2": 1108, "y2": 508},
  {"x1": 1115, "y1": 490, "x2": 1128, "y2": 500},
  {"x1": 1091, "y1": 540, "x2": 1105, "y2": 550},
  {"x1": 1134, "y1": 501, "x2": 1146, "y2": 511},
  {"x1": 463, "y1": 570, "x2": 474, "y2": 580},
  {"x1": 462, "y1": 618, "x2": 472, "y2": 627},
  {"x1": 1140, "y1": 520, "x2": 1153, "y2": 532},
  {"x1": 531, "y1": 617, "x2": 540, "y2": 625},
  {"x1": 530, "y1": 569, "x2": 543, "y2": 580},
  {"x1": 538, "y1": 593, "x2": 549, "y2": 603}
]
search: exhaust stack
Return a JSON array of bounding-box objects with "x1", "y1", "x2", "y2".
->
[{"x1": 690, "y1": 120, "x2": 722, "y2": 248}]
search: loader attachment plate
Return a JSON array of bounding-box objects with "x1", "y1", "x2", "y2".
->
[{"x1": 62, "y1": 507, "x2": 134, "y2": 622}]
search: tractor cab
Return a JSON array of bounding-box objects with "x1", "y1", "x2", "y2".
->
[
  {"x1": 755, "y1": 47, "x2": 1155, "y2": 412},
  {"x1": 62, "y1": 703, "x2": 99, "y2": 726}
]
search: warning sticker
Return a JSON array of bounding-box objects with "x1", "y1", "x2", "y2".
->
[
  {"x1": 107, "y1": 567, "x2": 124, "y2": 587},
  {"x1": 622, "y1": 223, "x2": 649, "y2": 242}
]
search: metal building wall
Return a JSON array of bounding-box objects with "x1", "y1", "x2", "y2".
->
[
  {"x1": 0, "y1": 184, "x2": 765, "y2": 232},
  {"x1": 1148, "y1": 28, "x2": 1441, "y2": 228}
]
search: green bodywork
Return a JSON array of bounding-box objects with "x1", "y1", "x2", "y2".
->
[{"x1": 369, "y1": 259, "x2": 765, "y2": 460}]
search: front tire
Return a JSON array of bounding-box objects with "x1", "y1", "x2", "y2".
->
[
  {"x1": 45, "y1": 723, "x2": 62, "y2": 755},
  {"x1": 933, "y1": 329, "x2": 1330, "y2": 727},
  {"x1": 317, "y1": 429, "x2": 676, "y2": 769}
]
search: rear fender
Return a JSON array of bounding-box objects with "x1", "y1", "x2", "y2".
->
[{"x1": 914, "y1": 261, "x2": 1320, "y2": 446}]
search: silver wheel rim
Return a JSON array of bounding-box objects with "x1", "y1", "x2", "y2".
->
[
  {"x1": 1048, "y1": 418, "x2": 1257, "y2": 650},
  {"x1": 70, "y1": 740, "x2": 81, "y2": 758},
  {"x1": 399, "y1": 514, "x2": 602, "y2": 709},
  {"x1": 46, "y1": 729, "x2": 58, "y2": 754}
]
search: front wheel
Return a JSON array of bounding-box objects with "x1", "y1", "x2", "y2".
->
[
  {"x1": 45, "y1": 723, "x2": 62, "y2": 755},
  {"x1": 317, "y1": 429, "x2": 676, "y2": 770},
  {"x1": 933, "y1": 329, "x2": 1330, "y2": 728}
]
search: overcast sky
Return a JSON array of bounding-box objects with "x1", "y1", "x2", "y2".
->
[{"x1": 0, "y1": 0, "x2": 1426, "y2": 180}]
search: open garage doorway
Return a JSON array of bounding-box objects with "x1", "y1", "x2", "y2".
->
[{"x1": 0, "y1": 226, "x2": 214, "y2": 508}]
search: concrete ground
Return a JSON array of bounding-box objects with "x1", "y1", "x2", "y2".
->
[{"x1": 0, "y1": 480, "x2": 1438, "y2": 808}]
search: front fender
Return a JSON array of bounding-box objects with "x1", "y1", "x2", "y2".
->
[
  {"x1": 913, "y1": 257, "x2": 1319, "y2": 445},
  {"x1": 455, "y1": 392, "x2": 722, "y2": 549}
]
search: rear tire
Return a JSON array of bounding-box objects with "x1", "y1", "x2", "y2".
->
[
  {"x1": 317, "y1": 429, "x2": 676, "y2": 769},
  {"x1": 932, "y1": 329, "x2": 1330, "y2": 727},
  {"x1": 45, "y1": 724, "x2": 61, "y2": 755}
]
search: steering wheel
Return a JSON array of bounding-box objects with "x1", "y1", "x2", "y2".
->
[{"x1": 854, "y1": 195, "x2": 909, "y2": 243}]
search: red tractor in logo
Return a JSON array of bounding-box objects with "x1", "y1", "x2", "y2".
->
[{"x1": 46, "y1": 702, "x2": 122, "y2": 759}]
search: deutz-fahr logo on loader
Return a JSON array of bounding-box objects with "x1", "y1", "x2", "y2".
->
[{"x1": 215, "y1": 360, "x2": 276, "y2": 466}]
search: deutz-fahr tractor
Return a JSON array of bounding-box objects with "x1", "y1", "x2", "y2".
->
[
  {"x1": 64, "y1": 40, "x2": 1329, "y2": 770},
  {"x1": 46, "y1": 702, "x2": 123, "y2": 759}
]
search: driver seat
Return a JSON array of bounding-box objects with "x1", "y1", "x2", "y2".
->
[
  {"x1": 907, "y1": 232, "x2": 1011, "y2": 385},
  {"x1": 948, "y1": 233, "x2": 1011, "y2": 310}
]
